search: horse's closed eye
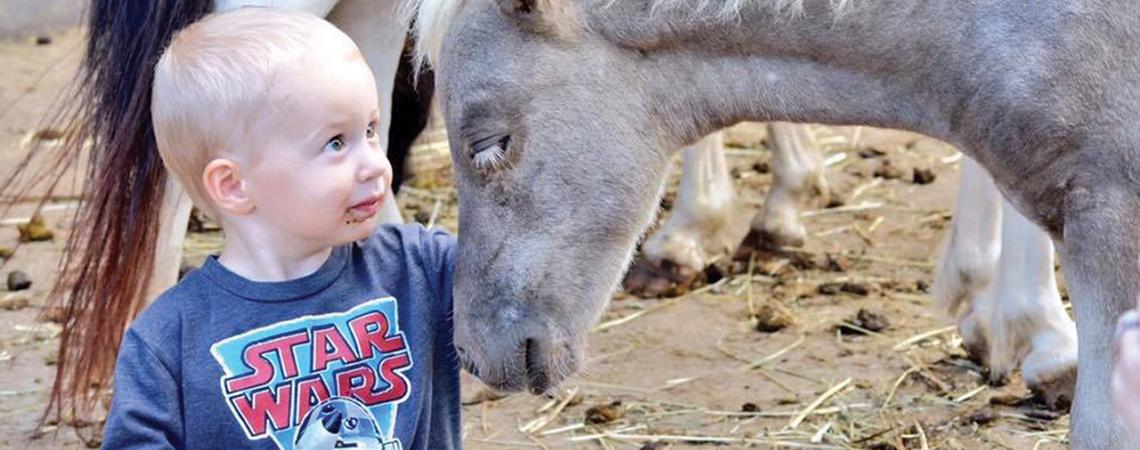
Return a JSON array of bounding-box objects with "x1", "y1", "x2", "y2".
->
[{"x1": 472, "y1": 134, "x2": 511, "y2": 170}]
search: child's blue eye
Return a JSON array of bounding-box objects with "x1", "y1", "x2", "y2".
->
[
  {"x1": 324, "y1": 137, "x2": 346, "y2": 153},
  {"x1": 365, "y1": 124, "x2": 377, "y2": 140}
]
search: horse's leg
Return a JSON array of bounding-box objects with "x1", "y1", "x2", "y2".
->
[
  {"x1": 983, "y1": 201, "x2": 1077, "y2": 407},
  {"x1": 144, "y1": 177, "x2": 194, "y2": 302},
  {"x1": 739, "y1": 122, "x2": 828, "y2": 251},
  {"x1": 1058, "y1": 182, "x2": 1139, "y2": 449},
  {"x1": 932, "y1": 158, "x2": 1003, "y2": 361},
  {"x1": 626, "y1": 132, "x2": 753, "y2": 297},
  {"x1": 327, "y1": 0, "x2": 407, "y2": 223}
]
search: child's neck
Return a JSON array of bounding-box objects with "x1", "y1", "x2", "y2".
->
[{"x1": 216, "y1": 222, "x2": 334, "y2": 282}]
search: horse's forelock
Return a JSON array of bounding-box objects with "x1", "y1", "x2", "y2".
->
[{"x1": 406, "y1": 0, "x2": 466, "y2": 70}]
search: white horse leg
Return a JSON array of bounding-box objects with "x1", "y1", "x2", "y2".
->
[
  {"x1": 979, "y1": 200, "x2": 1077, "y2": 407},
  {"x1": 145, "y1": 176, "x2": 194, "y2": 303},
  {"x1": 327, "y1": 0, "x2": 407, "y2": 223},
  {"x1": 740, "y1": 122, "x2": 827, "y2": 251},
  {"x1": 626, "y1": 132, "x2": 752, "y2": 296},
  {"x1": 932, "y1": 157, "x2": 1003, "y2": 360}
]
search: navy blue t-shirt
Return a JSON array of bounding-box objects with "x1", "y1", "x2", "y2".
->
[{"x1": 103, "y1": 224, "x2": 459, "y2": 450}]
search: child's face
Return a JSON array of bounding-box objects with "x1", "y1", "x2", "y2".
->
[{"x1": 238, "y1": 39, "x2": 391, "y2": 248}]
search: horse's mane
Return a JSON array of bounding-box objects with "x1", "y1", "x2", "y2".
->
[
  {"x1": 405, "y1": 0, "x2": 854, "y2": 68},
  {"x1": 404, "y1": 0, "x2": 465, "y2": 69}
]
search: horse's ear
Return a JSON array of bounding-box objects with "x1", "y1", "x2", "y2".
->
[
  {"x1": 497, "y1": 0, "x2": 541, "y2": 18},
  {"x1": 496, "y1": 0, "x2": 575, "y2": 33}
]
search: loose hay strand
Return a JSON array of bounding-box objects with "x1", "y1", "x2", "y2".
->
[
  {"x1": 789, "y1": 378, "x2": 852, "y2": 429},
  {"x1": 894, "y1": 326, "x2": 956, "y2": 351}
]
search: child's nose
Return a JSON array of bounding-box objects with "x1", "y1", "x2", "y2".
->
[{"x1": 358, "y1": 146, "x2": 392, "y2": 184}]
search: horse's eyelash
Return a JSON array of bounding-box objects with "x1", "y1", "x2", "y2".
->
[{"x1": 473, "y1": 145, "x2": 507, "y2": 170}]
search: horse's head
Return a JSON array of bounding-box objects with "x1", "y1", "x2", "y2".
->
[{"x1": 422, "y1": 0, "x2": 684, "y2": 393}]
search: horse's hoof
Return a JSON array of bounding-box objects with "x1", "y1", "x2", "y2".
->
[
  {"x1": 1024, "y1": 347, "x2": 1078, "y2": 412},
  {"x1": 736, "y1": 223, "x2": 806, "y2": 258},
  {"x1": 624, "y1": 257, "x2": 701, "y2": 298}
]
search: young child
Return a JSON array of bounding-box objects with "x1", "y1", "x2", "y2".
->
[{"x1": 102, "y1": 8, "x2": 459, "y2": 450}]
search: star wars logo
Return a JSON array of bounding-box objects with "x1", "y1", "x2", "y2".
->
[{"x1": 211, "y1": 300, "x2": 413, "y2": 440}]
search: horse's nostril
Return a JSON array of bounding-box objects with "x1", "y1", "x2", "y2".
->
[{"x1": 524, "y1": 338, "x2": 550, "y2": 394}]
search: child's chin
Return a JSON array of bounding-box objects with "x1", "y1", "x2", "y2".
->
[{"x1": 347, "y1": 220, "x2": 379, "y2": 241}]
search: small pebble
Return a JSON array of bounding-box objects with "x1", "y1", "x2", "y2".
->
[
  {"x1": 854, "y1": 308, "x2": 890, "y2": 332},
  {"x1": 0, "y1": 294, "x2": 30, "y2": 311},
  {"x1": 912, "y1": 167, "x2": 937, "y2": 185},
  {"x1": 7, "y1": 271, "x2": 32, "y2": 291},
  {"x1": 839, "y1": 308, "x2": 890, "y2": 335},
  {"x1": 818, "y1": 282, "x2": 870, "y2": 296},
  {"x1": 35, "y1": 36, "x2": 52, "y2": 45},
  {"x1": 752, "y1": 161, "x2": 771, "y2": 174},
  {"x1": 754, "y1": 304, "x2": 794, "y2": 333},
  {"x1": 585, "y1": 401, "x2": 624, "y2": 424},
  {"x1": 968, "y1": 408, "x2": 999, "y2": 425},
  {"x1": 18, "y1": 215, "x2": 54, "y2": 242},
  {"x1": 741, "y1": 402, "x2": 759, "y2": 413},
  {"x1": 0, "y1": 247, "x2": 12, "y2": 259}
]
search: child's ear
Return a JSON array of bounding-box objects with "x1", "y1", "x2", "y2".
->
[{"x1": 202, "y1": 158, "x2": 254, "y2": 215}]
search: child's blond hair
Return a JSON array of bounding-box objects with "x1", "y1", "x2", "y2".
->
[{"x1": 152, "y1": 7, "x2": 354, "y2": 217}]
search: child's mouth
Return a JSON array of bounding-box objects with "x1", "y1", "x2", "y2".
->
[{"x1": 346, "y1": 196, "x2": 381, "y2": 223}]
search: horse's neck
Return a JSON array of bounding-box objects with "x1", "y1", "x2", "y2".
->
[{"x1": 591, "y1": 0, "x2": 1055, "y2": 148}]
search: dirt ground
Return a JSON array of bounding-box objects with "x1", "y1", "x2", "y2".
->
[{"x1": 0, "y1": 30, "x2": 1071, "y2": 449}]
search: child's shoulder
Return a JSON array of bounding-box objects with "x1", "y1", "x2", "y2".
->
[{"x1": 126, "y1": 269, "x2": 210, "y2": 342}]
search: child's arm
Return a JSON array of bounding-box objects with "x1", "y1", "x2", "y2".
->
[
  {"x1": 422, "y1": 227, "x2": 456, "y2": 301},
  {"x1": 102, "y1": 329, "x2": 184, "y2": 449}
]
